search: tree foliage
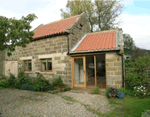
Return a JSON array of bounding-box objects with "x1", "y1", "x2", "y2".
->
[
  {"x1": 0, "y1": 14, "x2": 37, "y2": 56},
  {"x1": 132, "y1": 47, "x2": 150, "y2": 59},
  {"x1": 125, "y1": 53, "x2": 150, "y2": 89},
  {"x1": 123, "y1": 33, "x2": 150, "y2": 58},
  {"x1": 60, "y1": 0, "x2": 123, "y2": 32},
  {"x1": 123, "y1": 34, "x2": 136, "y2": 55}
]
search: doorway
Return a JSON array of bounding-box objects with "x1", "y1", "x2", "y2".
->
[
  {"x1": 71, "y1": 56, "x2": 86, "y2": 88},
  {"x1": 71, "y1": 54, "x2": 106, "y2": 89},
  {"x1": 86, "y1": 55, "x2": 95, "y2": 88}
]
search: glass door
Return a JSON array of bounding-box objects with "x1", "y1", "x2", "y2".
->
[{"x1": 72, "y1": 57, "x2": 86, "y2": 88}]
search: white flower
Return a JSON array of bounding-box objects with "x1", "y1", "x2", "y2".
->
[
  {"x1": 144, "y1": 93, "x2": 146, "y2": 95},
  {"x1": 141, "y1": 90, "x2": 143, "y2": 91},
  {"x1": 134, "y1": 87, "x2": 136, "y2": 89},
  {"x1": 137, "y1": 90, "x2": 139, "y2": 92},
  {"x1": 143, "y1": 87, "x2": 145, "y2": 89},
  {"x1": 138, "y1": 88, "x2": 140, "y2": 89},
  {"x1": 141, "y1": 86, "x2": 143, "y2": 87}
]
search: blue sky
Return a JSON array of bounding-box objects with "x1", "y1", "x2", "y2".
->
[
  {"x1": 0, "y1": 0, "x2": 150, "y2": 49},
  {"x1": 121, "y1": 0, "x2": 150, "y2": 49},
  {"x1": 124, "y1": 0, "x2": 150, "y2": 15}
]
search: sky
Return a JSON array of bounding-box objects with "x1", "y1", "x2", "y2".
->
[{"x1": 0, "y1": 0, "x2": 150, "y2": 50}]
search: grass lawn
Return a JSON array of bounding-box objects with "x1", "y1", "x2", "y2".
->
[{"x1": 105, "y1": 96, "x2": 150, "y2": 117}]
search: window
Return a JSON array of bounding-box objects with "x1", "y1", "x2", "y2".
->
[
  {"x1": 41, "y1": 58, "x2": 52, "y2": 71},
  {"x1": 79, "y1": 24, "x2": 83, "y2": 32},
  {"x1": 24, "y1": 60, "x2": 32, "y2": 71}
]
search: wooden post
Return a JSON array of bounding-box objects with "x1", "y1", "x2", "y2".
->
[
  {"x1": 83, "y1": 56, "x2": 86, "y2": 88},
  {"x1": 94, "y1": 55, "x2": 97, "y2": 87},
  {"x1": 71, "y1": 57, "x2": 74, "y2": 88},
  {"x1": 105, "y1": 54, "x2": 107, "y2": 88}
]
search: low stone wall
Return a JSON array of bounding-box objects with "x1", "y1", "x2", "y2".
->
[{"x1": 106, "y1": 52, "x2": 122, "y2": 88}]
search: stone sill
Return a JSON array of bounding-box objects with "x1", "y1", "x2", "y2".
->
[
  {"x1": 39, "y1": 72, "x2": 54, "y2": 75},
  {"x1": 24, "y1": 71, "x2": 54, "y2": 75},
  {"x1": 24, "y1": 71, "x2": 33, "y2": 74}
]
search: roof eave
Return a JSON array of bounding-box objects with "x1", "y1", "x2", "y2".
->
[
  {"x1": 69, "y1": 48, "x2": 120, "y2": 54},
  {"x1": 68, "y1": 49, "x2": 120, "y2": 55},
  {"x1": 32, "y1": 31, "x2": 68, "y2": 41}
]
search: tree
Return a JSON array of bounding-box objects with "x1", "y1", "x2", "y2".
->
[
  {"x1": 131, "y1": 47, "x2": 150, "y2": 59},
  {"x1": 123, "y1": 34, "x2": 136, "y2": 55},
  {"x1": 60, "y1": 0, "x2": 123, "y2": 32},
  {"x1": 125, "y1": 53, "x2": 150, "y2": 89},
  {"x1": 0, "y1": 14, "x2": 37, "y2": 56}
]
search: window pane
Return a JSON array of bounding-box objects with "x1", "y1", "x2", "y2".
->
[
  {"x1": 41, "y1": 60, "x2": 46, "y2": 71},
  {"x1": 28, "y1": 60, "x2": 32, "y2": 71},
  {"x1": 74, "y1": 58, "x2": 84, "y2": 85},
  {"x1": 47, "y1": 59, "x2": 52, "y2": 70},
  {"x1": 24, "y1": 61, "x2": 28, "y2": 71},
  {"x1": 48, "y1": 62, "x2": 52, "y2": 70}
]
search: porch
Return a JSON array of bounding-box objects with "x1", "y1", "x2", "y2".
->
[{"x1": 71, "y1": 54, "x2": 107, "y2": 90}]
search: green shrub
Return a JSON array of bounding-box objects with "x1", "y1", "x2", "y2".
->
[
  {"x1": 124, "y1": 89, "x2": 136, "y2": 96},
  {"x1": 20, "y1": 84, "x2": 35, "y2": 91},
  {"x1": 133, "y1": 85, "x2": 149, "y2": 98},
  {"x1": 0, "y1": 80, "x2": 9, "y2": 88},
  {"x1": 0, "y1": 75, "x2": 7, "y2": 81},
  {"x1": 105, "y1": 87, "x2": 111, "y2": 97},
  {"x1": 15, "y1": 71, "x2": 32, "y2": 88},
  {"x1": 0, "y1": 74, "x2": 17, "y2": 88},
  {"x1": 125, "y1": 53, "x2": 150, "y2": 90},
  {"x1": 52, "y1": 76, "x2": 64, "y2": 86},
  {"x1": 105, "y1": 87, "x2": 136, "y2": 98},
  {"x1": 34, "y1": 77, "x2": 53, "y2": 92},
  {"x1": 7, "y1": 74, "x2": 17, "y2": 87},
  {"x1": 118, "y1": 88, "x2": 126, "y2": 93},
  {"x1": 91, "y1": 86, "x2": 100, "y2": 94},
  {"x1": 117, "y1": 88, "x2": 136, "y2": 96},
  {"x1": 0, "y1": 72, "x2": 69, "y2": 93}
]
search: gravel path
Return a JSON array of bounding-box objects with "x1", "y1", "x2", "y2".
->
[
  {"x1": 0, "y1": 89, "x2": 112, "y2": 117},
  {"x1": 0, "y1": 89, "x2": 97, "y2": 117},
  {"x1": 60, "y1": 90, "x2": 113, "y2": 114}
]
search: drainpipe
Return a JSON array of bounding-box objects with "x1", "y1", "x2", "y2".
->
[
  {"x1": 117, "y1": 52, "x2": 125, "y2": 87},
  {"x1": 65, "y1": 30, "x2": 70, "y2": 55}
]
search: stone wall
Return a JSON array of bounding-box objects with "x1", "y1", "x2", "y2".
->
[
  {"x1": 5, "y1": 35, "x2": 72, "y2": 85},
  {"x1": 5, "y1": 14, "x2": 89, "y2": 86},
  {"x1": 68, "y1": 13, "x2": 90, "y2": 50},
  {"x1": 0, "y1": 51, "x2": 5, "y2": 76},
  {"x1": 106, "y1": 52, "x2": 122, "y2": 88}
]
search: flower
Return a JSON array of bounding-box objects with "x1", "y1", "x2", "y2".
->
[
  {"x1": 141, "y1": 90, "x2": 143, "y2": 91},
  {"x1": 143, "y1": 87, "x2": 145, "y2": 89},
  {"x1": 144, "y1": 93, "x2": 146, "y2": 95},
  {"x1": 137, "y1": 90, "x2": 139, "y2": 92}
]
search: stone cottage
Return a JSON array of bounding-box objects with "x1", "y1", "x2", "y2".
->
[{"x1": 0, "y1": 13, "x2": 124, "y2": 89}]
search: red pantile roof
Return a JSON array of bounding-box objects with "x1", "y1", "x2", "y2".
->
[
  {"x1": 33, "y1": 15, "x2": 80, "y2": 39},
  {"x1": 74, "y1": 30, "x2": 117, "y2": 52}
]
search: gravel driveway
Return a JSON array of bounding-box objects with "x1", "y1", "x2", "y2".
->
[{"x1": 0, "y1": 89, "x2": 112, "y2": 117}]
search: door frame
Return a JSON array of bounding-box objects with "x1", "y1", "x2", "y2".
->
[
  {"x1": 71, "y1": 56, "x2": 86, "y2": 88},
  {"x1": 71, "y1": 54, "x2": 106, "y2": 89}
]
